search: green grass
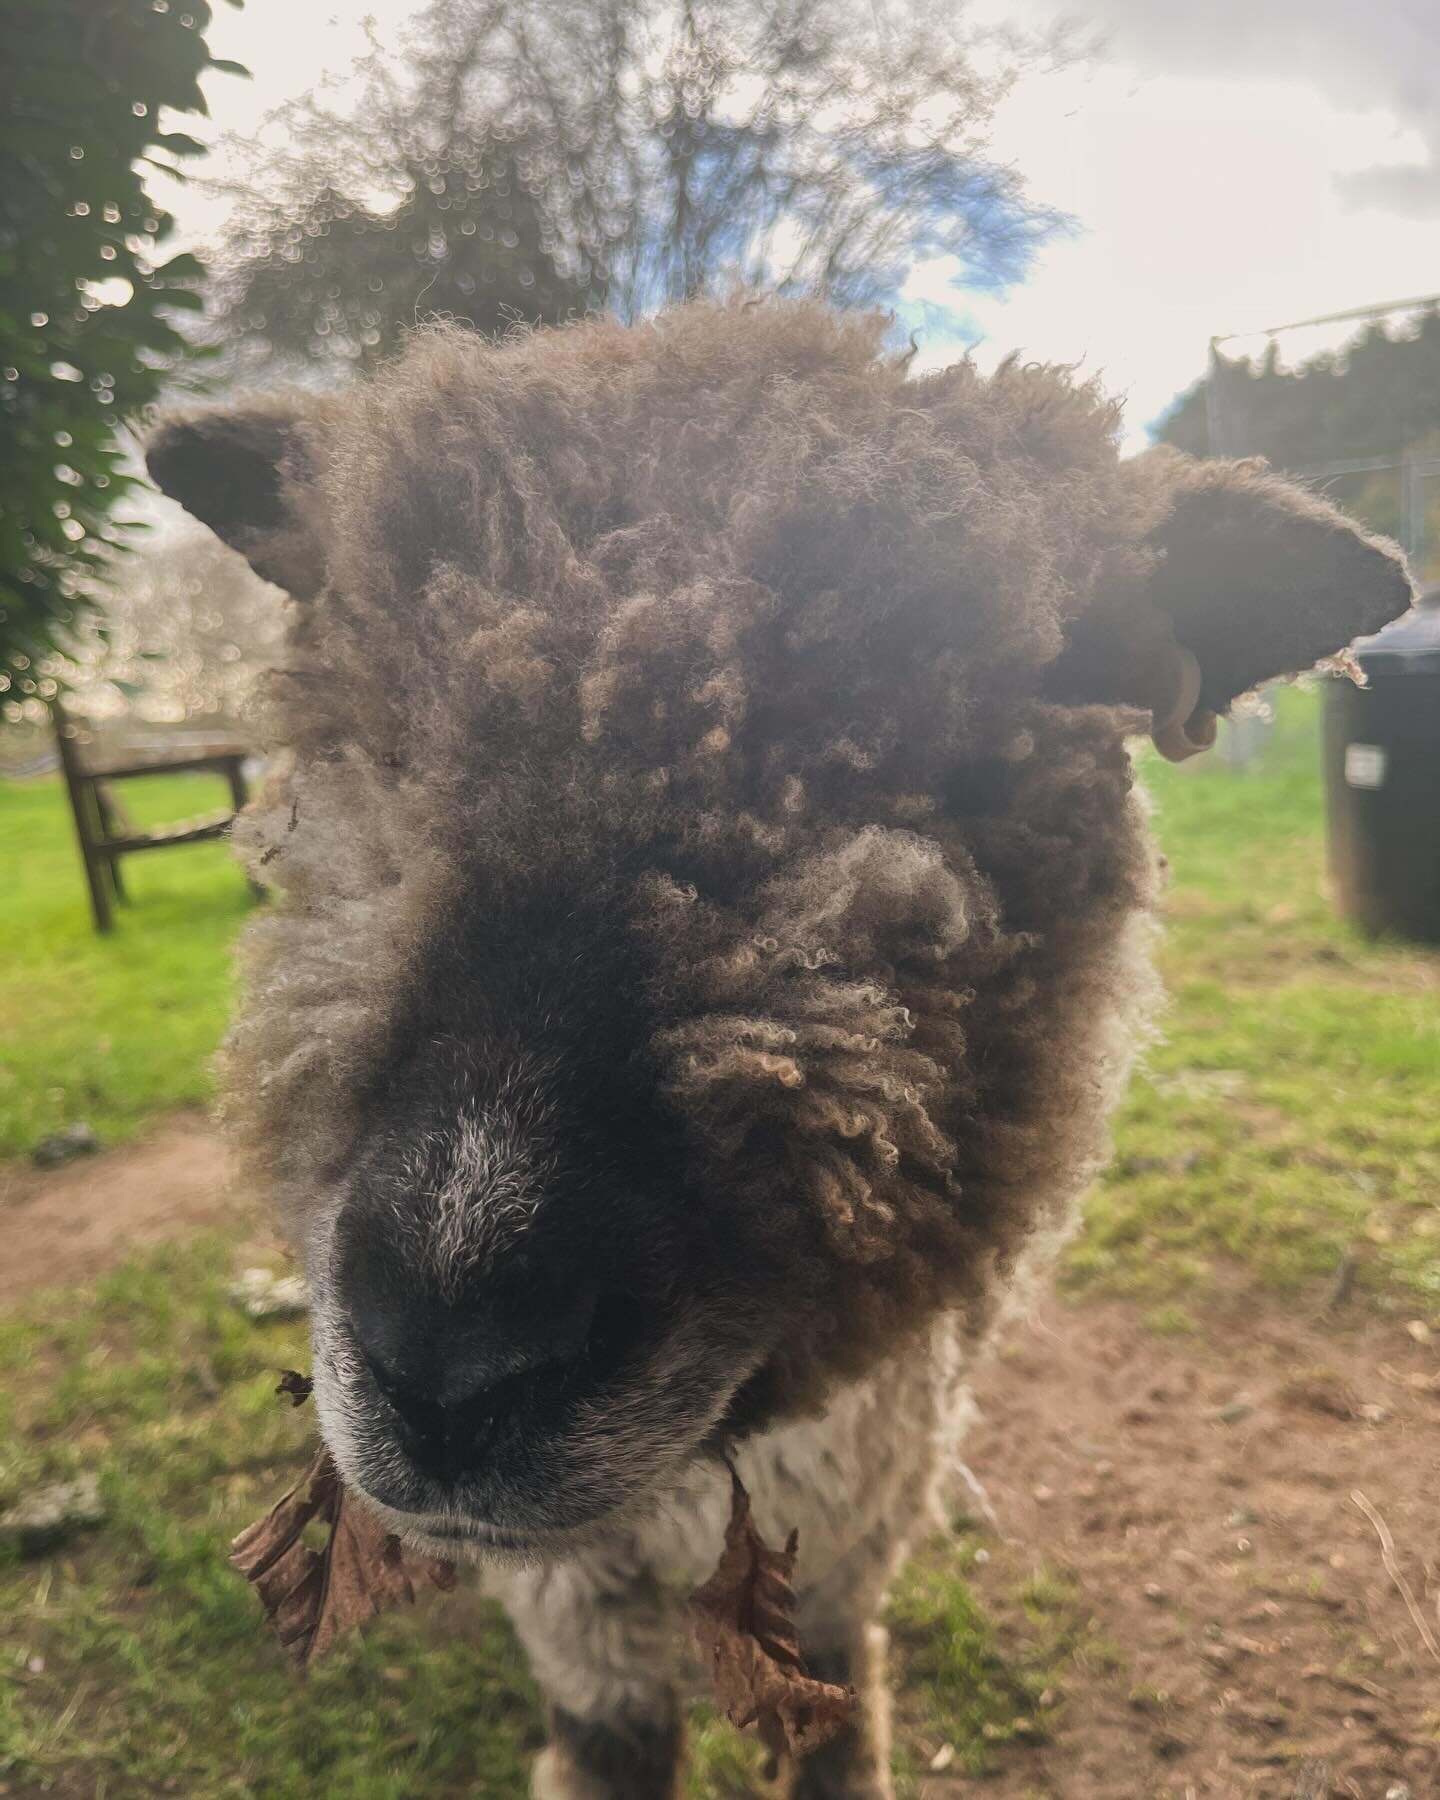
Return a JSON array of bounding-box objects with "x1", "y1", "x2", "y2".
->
[
  {"x1": 1067, "y1": 685, "x2": 1440, "y2": 1311},
  {"x1": 0, "y1": 1241, "x2": 542, "y2": 1798},
  {"x1": 885, "y1": 1543, "x2": 1109, "y2": 1783},
  {"x1": 0, "y1": 773, "x2": 254, "y2": 1157}
]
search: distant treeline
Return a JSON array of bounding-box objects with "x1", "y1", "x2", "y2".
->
[
  {"x1": 1158, "y1": 308, "x2": 1440, "y2": 571},
  {"x1": 1159, "y1": 307, "x2": 1440, "y2": 466}
]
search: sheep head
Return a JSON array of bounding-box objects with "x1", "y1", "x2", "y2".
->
[{"x1": 147, "y1": 301, "x2": 1409, "y2": 1560}]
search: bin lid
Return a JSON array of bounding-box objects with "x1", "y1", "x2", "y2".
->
[{"x1": 1352, "y1": 586, "x2": 1440, "y2": 676}]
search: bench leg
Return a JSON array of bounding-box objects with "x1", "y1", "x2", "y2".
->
[
  {"x1": 93, "y1": 792, "x2": 127, "y2": 903},
  {"x1": 76, "y1": 785, "x2": 114, "y2": 933},
  {"x1": 81, "y1": 832, "x2": 113, "y2": 932}
]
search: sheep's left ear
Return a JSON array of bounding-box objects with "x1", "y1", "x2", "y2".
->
[
  {"x1": 1048, "y1": 449, "x2": 1414, "y2": 760},
  {"x1": 145, "y1": 399, "x2": 328, "y2": 599}
]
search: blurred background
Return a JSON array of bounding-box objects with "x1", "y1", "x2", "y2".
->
[{"x1": 1, "y1": 3, "x2": 1437, "y2": 1796}]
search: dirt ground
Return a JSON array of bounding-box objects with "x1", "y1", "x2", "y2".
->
[
  {"x1": 4, "y1": 1121, "x2": 1437, "y2": 1798},
  {"x1": 0, "y1": 1112, "x2": 238, "y2": 1304},
  {"x1": 949, "y1": 1295, "x2": 1440, "y2": 1799}
]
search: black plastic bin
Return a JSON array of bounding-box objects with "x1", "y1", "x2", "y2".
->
[{"x1": 1322, "y1": 588, "x2": 1440, "y2": 944}]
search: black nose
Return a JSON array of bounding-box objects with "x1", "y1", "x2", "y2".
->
[
  {"x1": 360, "y1": 1332, "x2": 588, "y2": 1481},
  {"x1": 336, "y1": 1213, "x2": 605, "y2": 1480}
]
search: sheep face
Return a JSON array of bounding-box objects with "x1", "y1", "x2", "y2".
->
[
  {"x1": 146, "y1": 301, "x2": 1412, "y2": 1556},
  {"x1": 301, "y1": 882, "x2": 791, "y2": 1559}
]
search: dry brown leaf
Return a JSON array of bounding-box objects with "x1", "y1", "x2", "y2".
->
[
  {"x1": 230, "y1": 1378, "x2": 454, "y2": 1670},
  {"x1": 690, "y1": 1468, "x2": 856, "y2": 1766}
]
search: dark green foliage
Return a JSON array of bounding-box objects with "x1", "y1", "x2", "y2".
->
[
  {"x1": 0, "y1": 0, "x2": 244, "y2": 699},
  {"x1": 1157, "y1": 310, "x2": 1440, "y2": 569},
  {"x1": 222, "y1": 132, "x2": 598, "y2": 371},
  {"x1": 1160, "y1": 308, "x2": 1440, "y2": 468}
]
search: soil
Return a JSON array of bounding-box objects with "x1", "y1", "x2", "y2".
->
[
  {"x1": 0, "y1": 1111, "x2": 240, "y2": 1304},
  {"x1": 3, "y1": 1119, "x2": 1437, "y2": 1798},
  {"x1": 945, "y1": 1294, "x2": 1440, "y2": 1799}
]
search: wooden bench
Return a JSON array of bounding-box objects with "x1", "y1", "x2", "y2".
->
[{"x1": 50, "y1": 702, "x2": 257, "y2": 933}]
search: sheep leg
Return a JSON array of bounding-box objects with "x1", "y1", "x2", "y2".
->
[
  {"x1": 499, "y1": 1556, "x2": 683, "y2": 1800},
  {"x1": 535, "y1": 1698, "x2": 682, "y2": 1800},
  {"x1": 789, "y1": 1623, "x2": 894, "y2": 1800}
]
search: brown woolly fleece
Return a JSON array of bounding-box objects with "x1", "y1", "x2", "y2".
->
[{"x1": 153, "y1": 299, "x2": 1411, "y2": 1418}]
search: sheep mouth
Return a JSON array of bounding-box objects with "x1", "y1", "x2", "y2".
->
[
  {"x1": 421, "y1": 1522, "x2": 529, "y2": 1547},
  {"x1": 357, "y1": 1491, "x2": 589, "y2": 1565},
  {"x1": 316, "y1": 1275, "x2": 770, "y2": 1552},
  {"x1": 403, "y1": 1519, "x2": 543, "y2": 1556},
  {"x1": 350, "y1": 1433, "x2": 644, "y2": 1560}
]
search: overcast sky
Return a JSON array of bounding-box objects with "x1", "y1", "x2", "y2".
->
[{"x1": 179, "y1": 1, "x2": 1440, "y2": 450}]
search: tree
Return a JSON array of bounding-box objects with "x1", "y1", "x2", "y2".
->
[
  {"x1": 220, "y1": 135, "x2": 598, "y2": 373},
  {"x1": 1158, "y1": 309, "x2": 1440, "y2": 568},
  {"x1": 1159, "y1": 309, "x2": 1440, "y2": 468},
  {"x1": 0, "y1": 0, "x2": 244, "y2": 709},
  {"x1": 216, "y1": 0, "x2": 1065, "y2": 373}
]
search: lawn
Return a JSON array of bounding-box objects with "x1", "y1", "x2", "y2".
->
[
  {"x1": 1076, "y1": 687, "x2": 1440, "y2": 1319},
  {"x1": 1, "y1": 687, "x2": 1437, "y2": 1797},
  {"x1": 0, "y1": 772, "x2": 254, "y2": 1158}
]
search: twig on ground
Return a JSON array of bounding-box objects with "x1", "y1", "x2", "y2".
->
[
  {"x1": 1335, "y1": 1671, "x2": 1392, "y2": 1702},
  {"x1": 953, "y1": 1458, "x2": 1003, "y2": 1536},
  {"x1": 46, "y1": 1681, "x2": 90, "y2": 1746},
  {"x1": 1350, "y1": 1488, "x2": 1440, "y2": 1665}
]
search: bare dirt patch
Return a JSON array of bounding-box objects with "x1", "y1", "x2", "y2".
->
[
  {"x1": 0, "y1": 1111, "x2": 241, "y2": 1303},
  {"x1": 951, "y1": 1293, "x2": 1440, "y2": 1798}
]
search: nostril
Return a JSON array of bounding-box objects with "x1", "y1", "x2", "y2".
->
[
  {"x1": 360, "y1": 1347, "x2": 447, "y2": 1445},
  {"x1": 356, "y1": 1326, "x2": 593, "y2": 1477},
  {"x1": 358, "y1": 1341, "x2": 405, "y2": 1402}
]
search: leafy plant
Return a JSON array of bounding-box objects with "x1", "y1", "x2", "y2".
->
[{"x1": 0, "y1": 0, "x2": 246, "y2": 703}]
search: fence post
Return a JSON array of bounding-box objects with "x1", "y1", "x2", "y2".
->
[{"x1": 1405, "y1": 455, "x2": 1427, "y2": 573}]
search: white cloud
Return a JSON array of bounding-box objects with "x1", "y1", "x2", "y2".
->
[
  {"x1": 1033, "y1": 0, "x2": 1440, "y2": 207},
  {"x1": 915, "y1": 5, "x2": 1440, "y2": 448}
]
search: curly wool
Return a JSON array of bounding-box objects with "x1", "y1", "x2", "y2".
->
[{"x1": 219, "y1": 298, "x2": 1408, "y2": 1415}]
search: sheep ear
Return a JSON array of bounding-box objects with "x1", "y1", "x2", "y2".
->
[
  {"x1": 1050, "y1": 451, "x2": 1414, "y2": 761},
  {"x1": 145, "y1": 403, "x2": 326, "y2": 599}
]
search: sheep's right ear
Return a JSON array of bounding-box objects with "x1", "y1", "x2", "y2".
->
[{"x1": 145, "y1": 403, "x2": 326, "y2": 598}]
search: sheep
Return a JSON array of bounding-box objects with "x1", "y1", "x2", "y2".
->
[{"x1": 147, "y1": 298, "x2": 1411, "y2": 1800}]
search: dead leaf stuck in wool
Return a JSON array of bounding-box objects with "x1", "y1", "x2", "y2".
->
[
  {"x1": 690, "y1": 1468, "x2": 856, "y2": 1766},
  {"x1": 230, "y1": 1378, "x2": 454, "y2": 1669}
]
